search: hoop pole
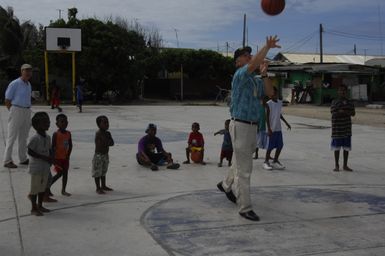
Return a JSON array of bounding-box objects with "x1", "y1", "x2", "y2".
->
[
  {"x1": 44, "y1": 51, "x2": 50, "y2": 101},
  {"x1": 72, "y1": 52, "x2": 76, "y2": 103}
]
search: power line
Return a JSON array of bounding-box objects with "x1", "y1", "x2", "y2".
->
[
  {"x1": 325, "y1": 29, "x2": 385, "y2": 41},
  {"x1": 284, "y1": 31, "x2": 318, "y2": 53}
]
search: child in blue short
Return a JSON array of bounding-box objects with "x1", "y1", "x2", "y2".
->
[
  {"x1": 214, "y1": 119, "x2": 233, "y2": 167},
  {"x1": 330, "y1": 85, "x2": 355, "y2": 172},
  {"x1": 264, "y1": 87, "x2": 291, "y2": 170}
]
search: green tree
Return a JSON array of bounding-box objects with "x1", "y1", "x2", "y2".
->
[
  {"x1": 0, "y1": 6, "x2": 23, "y2": 65},
  {"x1": 49, "y1": 15, "x2": 147, "y2": 101}
]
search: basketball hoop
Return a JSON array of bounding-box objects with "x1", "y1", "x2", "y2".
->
[{"x1": 58, "y1": 44, "x2": 68, "y2": 53}]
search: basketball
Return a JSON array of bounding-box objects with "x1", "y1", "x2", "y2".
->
[{"x1": 261, "y1": 0, "x2": 285, "y2": 16}]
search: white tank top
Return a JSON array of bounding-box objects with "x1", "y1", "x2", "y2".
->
[{"x1": 267, "y1": 99, "x2": 282, "y2": 132}]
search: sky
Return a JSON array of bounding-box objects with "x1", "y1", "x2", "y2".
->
[{"x1": 2, "y1": 0, "x2": 385, "y2": 57}]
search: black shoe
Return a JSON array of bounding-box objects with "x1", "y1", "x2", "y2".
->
[
  {"x1": 239, "y1": 210, "x2": 260, "y2": 221},
  {"x1": 4, "y1": 162, "x2": 17, "y2": 168},
  {"x1": 151, "y1": 165, "x2": 159, "y2": 171},
  {"x1": 217, "y1": 182, "x2": 237, "y2": 204},
  {"x1": 20, "y1": 159, "x2": 29, "y2": 165}
]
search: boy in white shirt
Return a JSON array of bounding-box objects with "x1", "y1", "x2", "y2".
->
[{"x1": 264, "y1": 87, "x2": 291, "y2": 170}]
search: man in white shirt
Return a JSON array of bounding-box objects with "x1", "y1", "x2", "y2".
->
[{"x1": 3, "y1": 64, "x2": 33, "y2": 168}]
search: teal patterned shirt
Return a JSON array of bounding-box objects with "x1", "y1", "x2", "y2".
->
[{"x1": 230, "y1": 65, "x2": 265, "y2": 122}]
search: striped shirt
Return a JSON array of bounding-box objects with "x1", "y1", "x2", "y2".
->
[{"x1": 331, "y1": 98, "x2": 355, "y2": 138}]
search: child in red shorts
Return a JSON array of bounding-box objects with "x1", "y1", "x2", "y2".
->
[
  {"x1": 48, "y1": 114, "x2": 72, "y2": 197},
  {"x1": 184, "y1": 122, "x2": 206, "y2": 165}
]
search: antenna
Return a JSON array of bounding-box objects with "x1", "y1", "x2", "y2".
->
[
  {"x1": 378, "y1": 3, "x2": 384, "y2": 55},
  {"x1": 174, "y1": 28, "x2": 179, "y2": 48},
  {"x1": 242, "y1": 14, "x2": 246, "y2": 47},
  {"x1": 56, "y1": 9, "x2": 64, "y2": 20}
]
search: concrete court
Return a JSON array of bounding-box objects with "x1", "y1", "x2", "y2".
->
[{"x1": 1, "y1": 104, "x2": 385, "y2": 256}]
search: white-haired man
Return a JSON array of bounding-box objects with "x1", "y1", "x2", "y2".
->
[{"x1": 3, "y1": 64, "x2": 33, "y2": 168}]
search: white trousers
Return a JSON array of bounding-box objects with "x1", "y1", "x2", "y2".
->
[
  {"x1": 222, "y1": 120, "x2": 257, "y2": 213},
  {"x1": 3, "y1": 106, "x2": 31, "y2": 164}
]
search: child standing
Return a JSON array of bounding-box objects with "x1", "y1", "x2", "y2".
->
[
  {"x1": 331, "y1": 85, "x2": 355, "y2": 172},
  {"x1": 27, "y1": 112, "x2": 52, "y2": 216},
  {"x1": 76, "y1": 82, "x2": 84, "y2": 113},
  {"x1": 254, "y1": 96, "x2": 269, "y2": 159},
  {"x1": 214, "y1": 119, "x2": 233, "y2": 167},
  {"x1": 49, "y1": 114, "x2": 72, "y2": 196},
  {"x1": 184, "y1": 122, "x2": 206, "y2": 165},
  {"x1": 50, "y1": 82, "x2": 62, "y2": 112},
  {"x1": 92, "y1": 115, "x2": 114, "y2": 194},
  {"x1": 264, "y1": 87, "x2": 291, "y2": 170}
]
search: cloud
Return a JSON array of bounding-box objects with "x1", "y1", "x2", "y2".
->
[
  {"x1": 4, "y1": 0, "x2": 258, "y2": 48},
  {"x1": 289, "y1": 0, "x2": 382, "y2": 13}
]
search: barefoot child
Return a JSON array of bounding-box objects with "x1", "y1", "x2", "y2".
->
[
  {"x1": 92, "y1": 115, "x2": 114, "y2": 194},
  {"x1": 184, "y1": 122, "x2": 206, "y2": 165},
  {"x1": 331, "y1": 85, "x2": 355, "y2": 172},
  {"x1": 27, "y1": 112, "x2": 52, "y2": 216},
  {"x1": 49, "y1": 114, "x2": 72, "y2": 196},
  {"x1": 214, "y1": 119, "x2": 233, "y2": 167}
]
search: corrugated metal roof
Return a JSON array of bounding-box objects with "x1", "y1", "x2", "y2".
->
[{"x1": 275, "y1": 53, "x2": 385, "y2": 65}]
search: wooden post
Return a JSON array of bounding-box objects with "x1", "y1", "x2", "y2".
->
[
  {"x1": 44, "y1": 51, "x2": 49, "y2": 101},
  {"x1": 72, "y1": 52, "x2": 76, "y2": 103}
]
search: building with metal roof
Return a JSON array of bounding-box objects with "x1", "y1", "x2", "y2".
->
[{"x1": 274, "y1": 52, "x2": 385, "y2": 65}]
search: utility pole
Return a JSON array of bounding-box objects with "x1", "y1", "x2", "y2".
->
[
  {"x1": 354, "y1": 44, "x2": 357, "y2": 55},
  {"x1": 174, "y1": 28, "x2": 183, "y2": 101},
  {"x1": 226, "y1": 42, "x2": 229, "y2": 57},
  {"x1": 319, "y1": 24, "x2": 323, "y2": 63},
  {"x1": 56, "y1": 9, "x2": 64, "y2": 20},
  {"x1": 242, "y1": 14, "x2": 246, "y2": 47}
]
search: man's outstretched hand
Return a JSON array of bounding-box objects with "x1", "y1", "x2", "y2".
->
[{"x1": 266, "y1": 35, "x2": 281, "y2": 49}]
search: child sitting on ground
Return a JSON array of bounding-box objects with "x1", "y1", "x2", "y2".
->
[
  {"x1": 48, "y1": 114, "x2": 72, "y2": 196},
  {"x1": 184, "y1": 122, "x2": 206, "y2": 165},
  {"x1": 214, "y1": 119, "x2": 233, "y2": 167},
  {"x1": 92, "y1": 115, "x2": 114, "y2": 194},
  {"x1": 27, "y1": 112, "x2": 52, "y2": 216},
  {"x1": 136, "y1": 123, "x2": 180, "y2": 171}
]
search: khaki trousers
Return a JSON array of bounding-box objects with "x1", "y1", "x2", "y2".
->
[
  {"x1": 222, "y1": 120, "x2": 257, "y2": 213},
  {"x1": 3, "y1": 106, "x2": 31, "y2": 164}
]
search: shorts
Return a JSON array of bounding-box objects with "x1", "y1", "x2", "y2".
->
[
  {"x1": 331, "y1": 137, "x2": 351, "y2": 151},
  {"x1": 54, "y1": 159, "x2": 69, "y2": 173},
  {"x1": 137, "y1": 153, "x2": 167, "y2": 165},
  {"x1": 30, "y1": 172, "x2": 49, "y2": 195},
  {"x1": 92, "y1": 154, "x2": 109, "y2": 178},
  {"x1": 267, "y1": 131, "x2": 284, "y2": 150},
  {"x1": 256, "y1": 131, "x2": 268, "y2": 149},
  {"x1": 220, "y1": 149, "x2": 233, "y2": 161}
]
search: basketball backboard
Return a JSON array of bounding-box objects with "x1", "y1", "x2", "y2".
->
[{"x1": 45, "y1": 27, "x2": 81, "y2": 52}]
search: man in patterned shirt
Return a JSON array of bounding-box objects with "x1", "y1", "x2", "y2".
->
[{"x1": 217, "y1": 36, "x2": 280, "y2": 221}]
